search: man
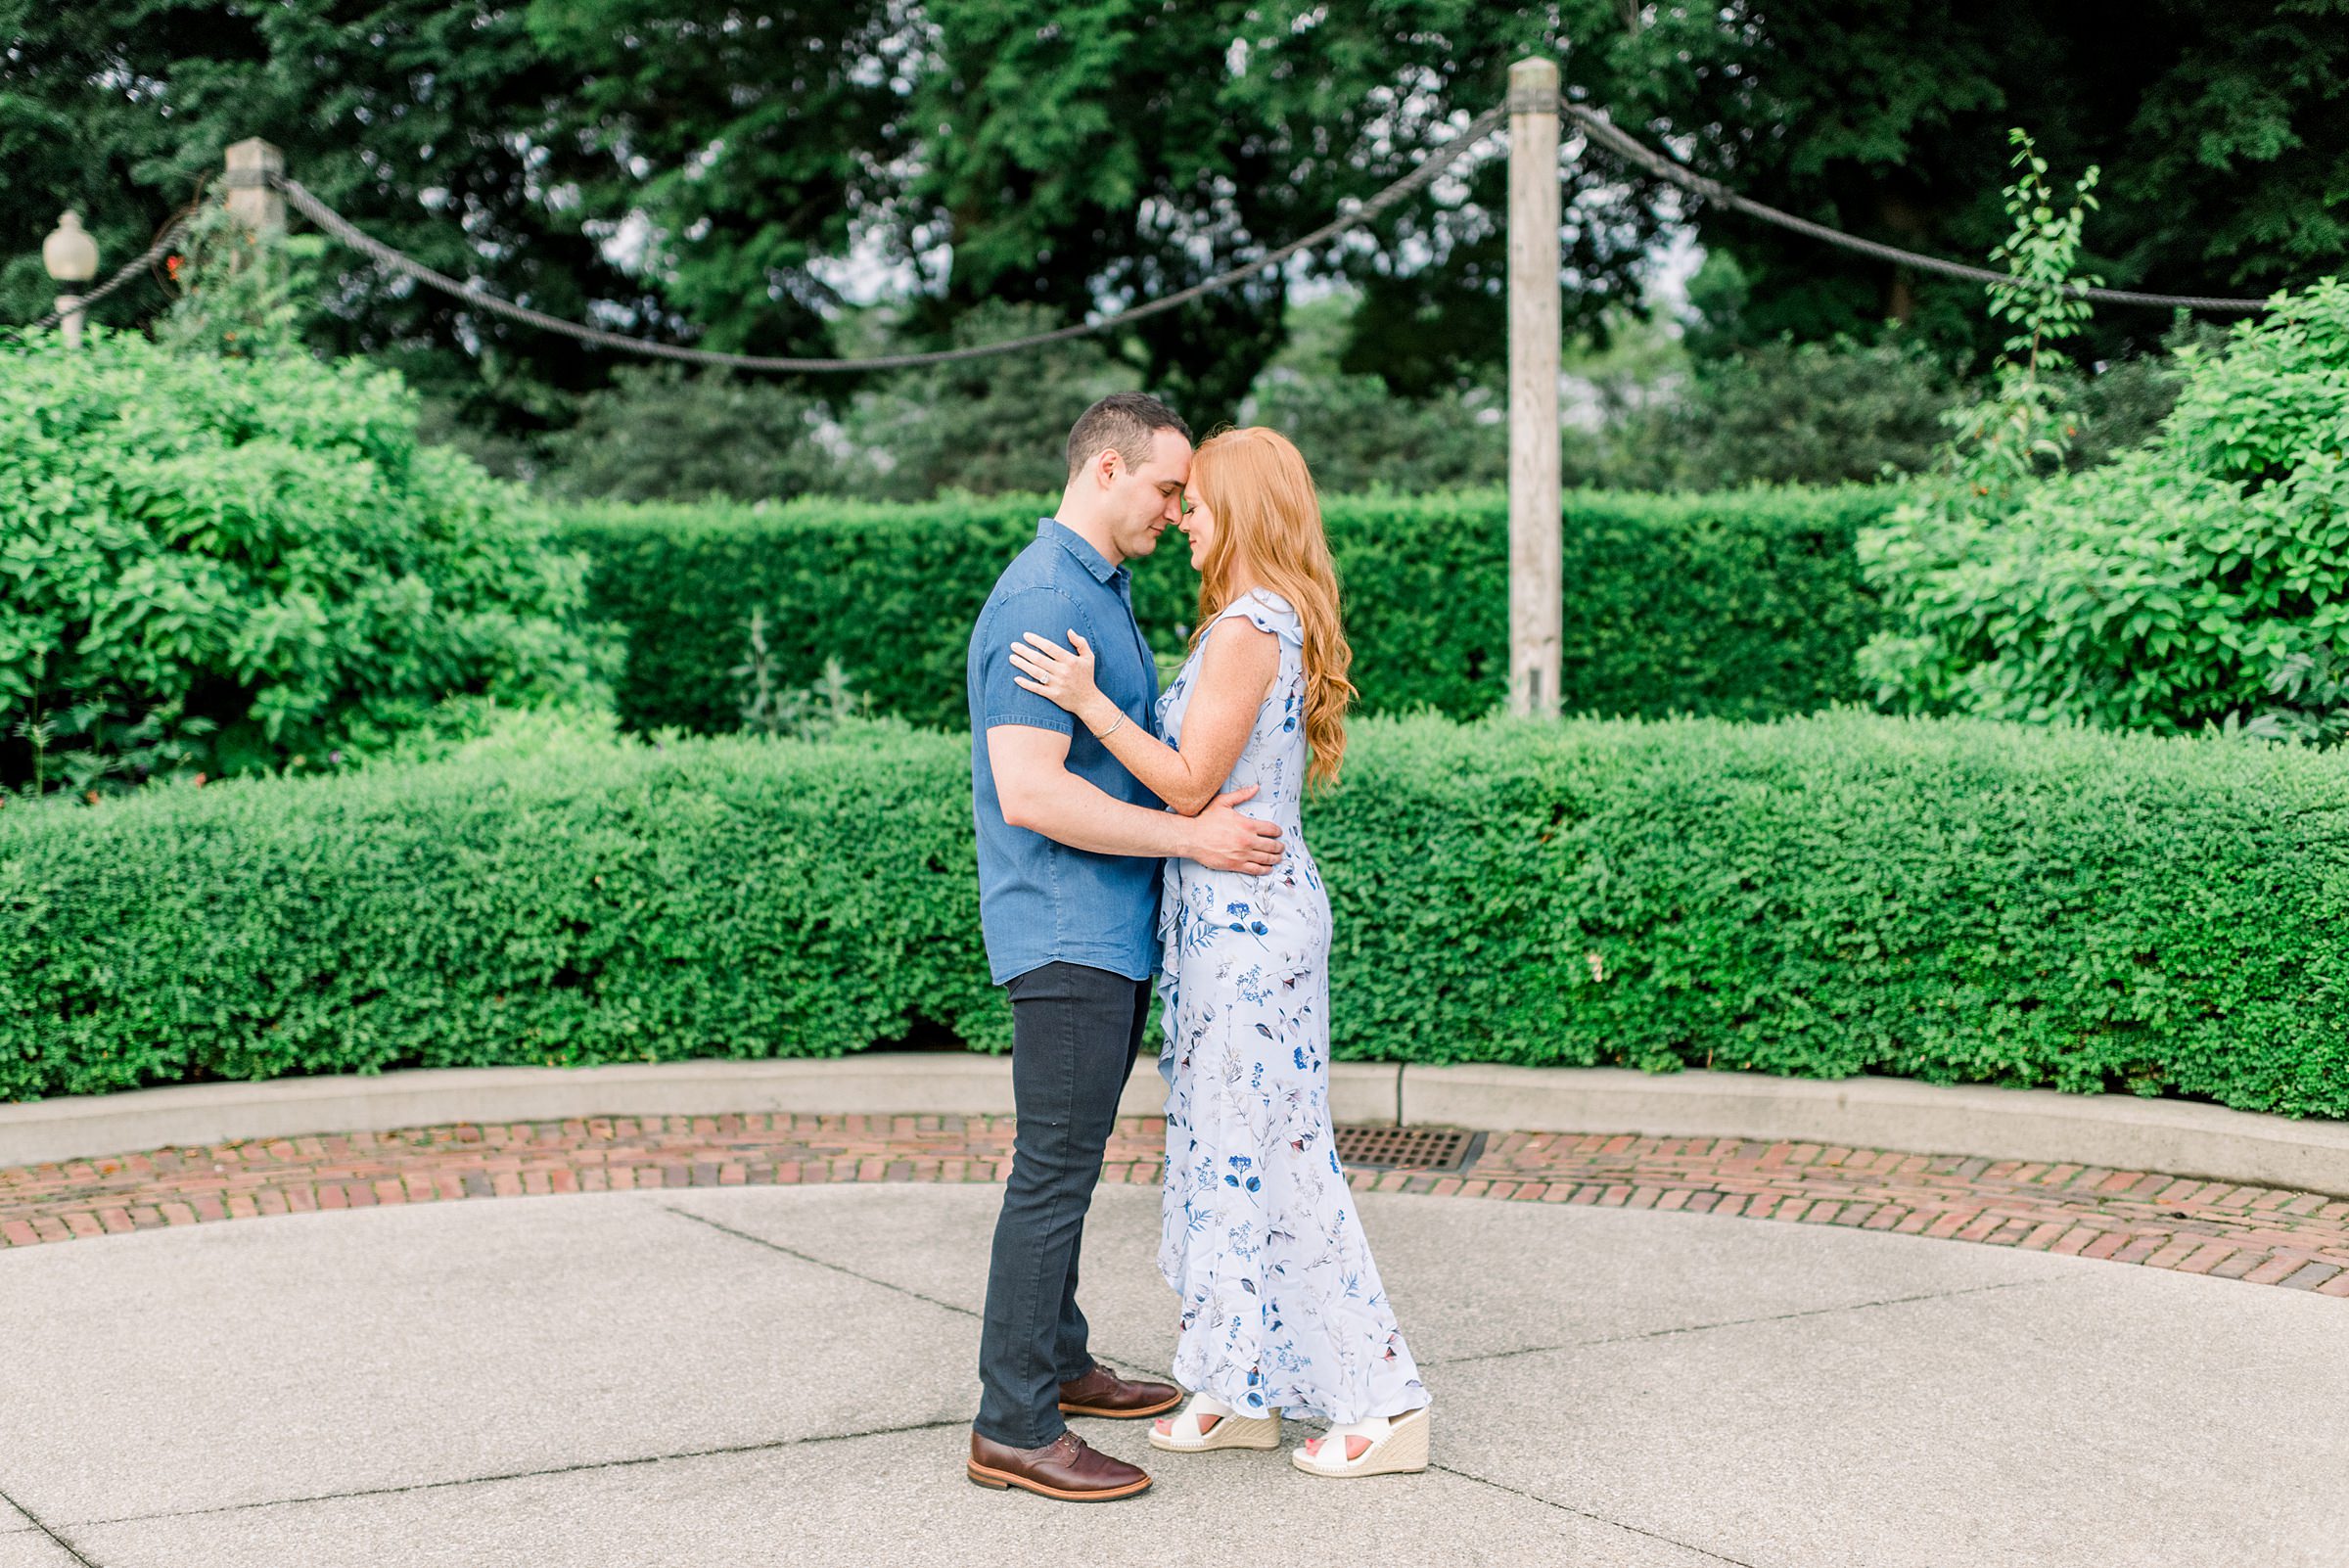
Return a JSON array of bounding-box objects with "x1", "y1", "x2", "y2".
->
[{"x1": 963, "y1": 393, "x2": 1286, "y2": 1502}]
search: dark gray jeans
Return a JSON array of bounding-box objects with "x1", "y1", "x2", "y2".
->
[{"x1": 973, "y1": 961, "x2": 1149, "y2": 1449}]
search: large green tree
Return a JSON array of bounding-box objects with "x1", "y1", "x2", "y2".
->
[
  {"x1": 522, "y1": 0, "x2": 905, "y2": 358},
  {"x1": 0, "y1": 2, "x2": 1671, "y2": 426},
  {"x1": 8, "y1": 2, "x2": 2344, "y2": 428},
  {"x1": 1603, "y1": 0, "x2": 2349, "y2": 359},
  {"x1": 2, "y1": 1, "x2": 672, "y2": 435},
  {"x1": 895, "y1": 1, "x2": 1663, "y2": 414},
  {"x1": 0, "y1": 0, "x2": 891, "y2": 438}
]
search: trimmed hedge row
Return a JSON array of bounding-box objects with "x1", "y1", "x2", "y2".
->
[
  {"x1": 9, "y1": 711, "x2": 2347, "y2": 1119},
  {"x1": 558, "y1": 487, "x2": 1888, "y2": 734}
]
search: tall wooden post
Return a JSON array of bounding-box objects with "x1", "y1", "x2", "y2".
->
[
  {"x1": 1507, "y1": 57, "x2": 1562, "y2": 719},
  {"x1": 223, "y1": 138, "x2": 286, "y2": 234}
]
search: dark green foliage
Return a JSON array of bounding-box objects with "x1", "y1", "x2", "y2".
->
[
  {"x1": 2063, "y1": 318, "x2": 2233, "y2": 470},
  {"x1": 841, "y1": 303, "x2": 1130, "y2": 502},
  {"x1": 1615, "y1": 3, "x2": 2349, "y2": 367},
  {"x1": 1594, "y1": 334, "x2": 1959, "y2": 490},
  {"x1": 1247, "y1": 374, "x2": 1503, "y2": 493},
  {"x1": 564, "y1": 497, "x2": 1047, "y2": 737},
  {"x1": 901, "y1": 2, "x2": 1590, "y2": 414},
  {"x1": 9, "y1": 3, "x2": 2343, "y2": 433},
  {"x1": 2067, "y1": 354, "x2": 2188, "y2": 471},
  {"x1": 1550, "y1": 488, "x2": 1889, "y2": 723},
  {"x1": 558, "y1": 488, "x2": 1890, "y2": 736},
  {"x1": 538, "y1": 365, "x2": 837, "y2": 504},
  {"x1": 1245, "y1": 294, "x2": 1507, "y2": 493},
  {"x1": 0, "y1": 0, "x2": 677, "y2": 438},
  {"x1": 527, "y1": 296, "x2": 1513, "y2": 505},
  {"x1": 11, "y1": 711, "x2": 2347, "y2": 1119},
  {"x1": 521, "y1": 0, "x2": 903, "y2": 364}
]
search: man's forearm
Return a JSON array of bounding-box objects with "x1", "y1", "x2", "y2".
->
[{"x1": 1010, "y1": 769, "x2": 1195, "y2": 859}]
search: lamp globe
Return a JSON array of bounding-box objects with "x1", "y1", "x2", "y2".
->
[{"x1": 42, "y1": 212, "x2": 100, "y2": 285}]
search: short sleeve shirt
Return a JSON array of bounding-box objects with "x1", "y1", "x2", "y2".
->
[{"x1": 966, "y1": 519, "x2": 1165, "y2": 985}]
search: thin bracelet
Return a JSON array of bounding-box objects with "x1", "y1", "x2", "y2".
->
[{"x1": 1091, "y1": 711, "x2": 1127, "y2": 742}]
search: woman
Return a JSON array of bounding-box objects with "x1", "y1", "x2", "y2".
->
[{"x1": 1006, "y1": 426, "x2": 1430, "y2": 1479}]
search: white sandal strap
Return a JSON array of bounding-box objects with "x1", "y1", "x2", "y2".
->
[
  {"x1": 1305, "y1": 1411, "x2": 1408, "y2": 1467},
  {"x1": 1173, "y1": 1391, "x2": 1238, "y2": 1440}
]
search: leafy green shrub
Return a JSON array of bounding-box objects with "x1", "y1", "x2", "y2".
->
[
  {"x1": 0, "y1": 716, "x2": 991, "y2": 1097},
  {"x1": 560, "y1": 486, "x2": 1889, "y2": 734},
  {"x1": 8, "y1": 710, "x2": 2345, "y2": 1118},
  {"x1": 147, "y1": 201, "x2": 327, "y2": 362},
  {"x1": 1328, "y1": 711, "x2": 2349, "y2": 1117},
  {"x1": 732, "y1": 613, "x2": 869, "y2": 740},
  {"x1": 1861, "y1": 276, "x2": 2349, "y2": 734},
  {"x1": 0, "y1": 331, "x2": 617, "y2": 792},
  {"x1": 1925, "y1": 132, "x2": 2104, "y2": 501}
]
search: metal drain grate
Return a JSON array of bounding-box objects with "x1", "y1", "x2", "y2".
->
[{"x1": 1332, "y1": 1124, "x2": 1486, "y2": 1173}]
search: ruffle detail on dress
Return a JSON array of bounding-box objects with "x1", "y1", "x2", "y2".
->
[{"x1": 1213, "y1": 587, "x2": 1305, "y2": 646}]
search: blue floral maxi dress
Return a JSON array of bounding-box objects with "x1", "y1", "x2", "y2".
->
[{"x1": 1153, "y1": 588, "x2": 1429, "y2": 1425}]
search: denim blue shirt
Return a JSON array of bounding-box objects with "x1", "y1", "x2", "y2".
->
[{"x1": 967, "y1": 519, "x2": 1165, "y2": 986}]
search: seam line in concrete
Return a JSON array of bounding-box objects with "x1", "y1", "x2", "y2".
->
[
  {"x1": 1424, "y1": 1275, "x2": 2071, "y2": 1369},
  {"x1": 1424, "y1": 1461, "x2": 1763, "y2": 1567},
  {"x1": 937, "y1": 1322, "x2": 1774, "y2": 1568},
  {"x1": 660, "y1": 1202, "x2": 1174, "y2": 1420},
  {"x1": 0, "y1": 1484, "x2": 103, "y2": 1567},
  {"x1": 662, "y1": 1203, "x2": 985, "y2": 1321},
  {"x1": 59, "y1": 1417, "x2": 975, "y2": 1532}
]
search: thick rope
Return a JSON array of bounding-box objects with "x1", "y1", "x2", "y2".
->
[
  {"x1": 267, "y1": 102, "x2": 1511, "y2": 373},
  {"x1": 17, "y1": 87, "x2": 2273, "y2": 350},
  {"x1": 1554, "y1": 97, "x2": 2271, "y2": 314}
]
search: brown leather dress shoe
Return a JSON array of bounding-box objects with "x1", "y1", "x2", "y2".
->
[
  {"x1": 1057, "y1": 1363, "x2": 1182, "y2": 1419},
  {"x1": 967, "y1": 1431, "x2": 1152, "y2": 1502}
]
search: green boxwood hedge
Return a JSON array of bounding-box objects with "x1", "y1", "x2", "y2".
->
[
  {"x1": 9, "y1": 710, "x2": 2345, "y2": 1119},
  {"x1": 559, "y1": 486, "x2": 1888, "y2": 735}
]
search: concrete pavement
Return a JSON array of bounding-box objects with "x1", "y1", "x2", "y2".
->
[{"x1": 0, "y1": 1182, "x2": 2342, "y2": 1567}]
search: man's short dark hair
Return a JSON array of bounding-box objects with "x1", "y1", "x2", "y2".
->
[{"x1": 1065, "y1": 392, "x2": 1192, "y2": 480}]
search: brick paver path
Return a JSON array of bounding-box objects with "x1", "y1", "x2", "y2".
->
[{"x1": 4, "y1": 1113, "x2": 2346, "y2": 1296}]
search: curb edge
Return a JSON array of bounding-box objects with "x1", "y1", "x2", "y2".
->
[{"x1": 4, "y1": 1058, "x2": 2343, "y2": 1195}]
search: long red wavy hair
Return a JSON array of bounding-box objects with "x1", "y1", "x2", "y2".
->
[{"x1": 1186, "y1": 427, "x2": 1358, "y2": 787}]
